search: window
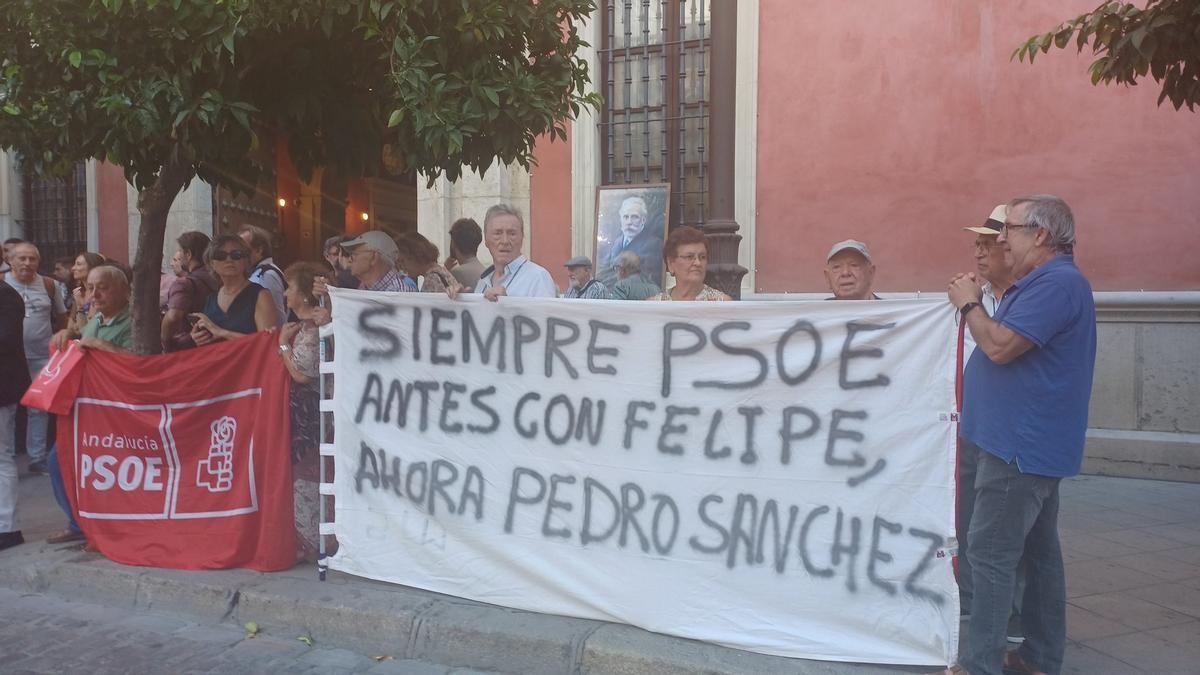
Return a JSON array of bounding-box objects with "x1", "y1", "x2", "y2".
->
[
  {"x1": 599, "y1": 0, "x2": 710, "y2": 229},
  {"x1": 21, "y1": 161, "x2": 87, "y2": 271}
]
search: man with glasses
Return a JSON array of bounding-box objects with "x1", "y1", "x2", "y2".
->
[
  {"x1": 341, "y1": 231, "x2": 416, "y2": 293},
  {"x1": 943, "y1": 195, "x2": 1097, "y2": 675},
  {"x1": 957, "y1": 205, "x2": 1025, "y2": 642}
]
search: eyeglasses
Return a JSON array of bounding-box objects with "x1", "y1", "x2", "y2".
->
[
  {"x1": 1001, "y1": 221, "x2": 1038, "y2": 236},
  {"x1": 973, "y1": 239, "x2": 996, "y2": 252},
  {"x1": 211, "y1": 249, "x2": 249, "y2": 261},
  {"x1": 674, "y1": 253, "x2": 707, "y2": 264}
]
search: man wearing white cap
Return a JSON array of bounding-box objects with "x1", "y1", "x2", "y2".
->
[
  {"x1": 957, "y1": 204, "x2": 1025, "y2": 643},
  {"x1": 341, "y1": 231, "x2": 416, "y2": 293},
  {"x1": 823, "y1": 239, "x2": 879, "y2": 300},
  {"x1": 563, "y1": 256, "x2": 611, "y2": 299}
]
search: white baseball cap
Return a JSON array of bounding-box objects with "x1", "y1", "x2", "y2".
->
[{"x1": 826, "y1": 239, "x2": 872, "y2": 262}]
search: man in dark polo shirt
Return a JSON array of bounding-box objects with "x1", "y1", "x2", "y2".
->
[{"x1": 944, "y1": 195, "x2": 1096, "y2": 675}]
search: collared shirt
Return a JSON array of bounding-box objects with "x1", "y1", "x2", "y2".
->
[
  {"x1": 564, "y1": 278, "x2": 611, "y2": 300},
  {"x1": 361, "y1": 268, "x2": 416, "y2": 293},
  {"x1": 81, "y1": 305, "x2": 133, "y2": 350},
  {"x1": 249, "y1": 257, "x2": 286, "y2": 327},
  {"x1": 611, "y1": 274, "x2": 662, "y2": 301},
  {"x1": 648, "y1": 285, "x2": 731, "y2": 301},
  {"x1": 961, "y1": 255, "x2": 1097, "y2": 478},
  {"x1": 474, "y1": 256, "x2": 558, "y2": 298},
  {"x1": 961, "y1": 281, "x2": 1003, "y2": 359}
]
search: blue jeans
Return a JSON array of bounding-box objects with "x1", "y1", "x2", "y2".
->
[
  {"x1": 47, "y1": 445, "x2": 80, "y2": 533},
  {"x1": 962, "y1": 450, "x2": 1066, "y2": 675},
  {"x1": 958, "y1": 439, "x2": 1027, "y2": 615},
  {"x1": 24, "y1": 356, "x2": 49, "y2": 464}
]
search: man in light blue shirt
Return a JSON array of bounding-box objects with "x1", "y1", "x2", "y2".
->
[
  {"x1": 473, "y1": 204, "x2": 558, "y2": 300},
  {"x1": 945, "y1": 195, "x2": 1096, "y2": 675}
]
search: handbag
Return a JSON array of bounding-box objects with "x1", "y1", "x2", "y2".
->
[{"x1": 21, "y1": 341, "x2": 87, "y2": 414}]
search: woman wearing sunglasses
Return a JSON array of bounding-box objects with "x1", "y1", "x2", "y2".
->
[{"x1": 189, "y1": 234, "x2": 279, "y2": 346}]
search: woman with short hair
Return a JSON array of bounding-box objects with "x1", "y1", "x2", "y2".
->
[
  {"x1": 647, "y1": 226, "x2": 731, "y2": 301},
  {"x1": 189, "y1": 235, "x2": 278, "y2": 346},
  {"x1": 277, "y1": 261, "x2": 327, "y2": 563}
]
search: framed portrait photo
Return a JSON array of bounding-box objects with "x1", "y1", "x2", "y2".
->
[{"x1": 593, "y1": 183, "x2": 670, "y2": 289}]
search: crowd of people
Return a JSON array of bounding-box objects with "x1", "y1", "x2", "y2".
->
[{"x1": 0, "y1": 194, "x2": 1095, "y2": 675}]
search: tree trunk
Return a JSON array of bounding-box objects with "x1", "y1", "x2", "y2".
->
[{"x1": 130, "y1": 158, "x2": 189, "y2": 355}]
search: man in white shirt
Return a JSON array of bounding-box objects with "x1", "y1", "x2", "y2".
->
[
  {"x1": 239, "y1": 225, "x2": 287, "y2": 326},
  {"x1": 2, "y1": 242, "x2": 67, "y2": 473},
  {"x1": 955, "y1": 203, "x2": 1020, "y2": 638},
  {"x1": 472, "y1": 204, "x2": 558, "y2": 300}
]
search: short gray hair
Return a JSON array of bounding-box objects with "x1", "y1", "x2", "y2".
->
[
  {"x1": 1008, "y1": 194, "x2": 1075, "y2": 254},
  {"x1": 483, "y1": 204, "x2": 524, "y2": 233},
  {"x1": 89, "y1": 264, "x2": 129, "y2": 291}
]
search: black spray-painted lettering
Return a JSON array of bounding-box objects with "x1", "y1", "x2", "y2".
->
[
  {"x1": 799, "y1": 505, "x2": 834, "y2": 578},
  {"x1": 704, "y1": 409, "x2": 732, "y2": 460},
  {"x1": 439, "y1": 383, "x2": 467, "y2": 434},
  {"x1": 756, "y1": 500, "x2": 801, "y2": 573},
  {"x1": 545, "y1": 317, "x2": 581, "y2": 379},
  {"x1": 542, "y1": 474, "x2": 576, "y2": 539},
  {"x1": 779, "y1": 406, "x2": 820, "y2": 465},
  {"x1": 504, "y1": 467, "x2": 546, "y2": 533},
  {"x1": 826, "y1": 409, "x2": 886, "y2": 486},
  {"x1": 650, "y1": 494, "x2": 680, "y2": 555},
  {"x1": 544, "y1": 395, "x2": 575, "y2": 446},
  {"x1": 839, "y1": 320, "x2": 896, "y2": 390},
  {"x1": 694, "y1": 322, "x2": 768, "y2": 391},
  {"x1": 429, "y1": 308, "x2": 457, "y2": 365},
  {"x1": 358, "y1": 306, "x2": 401, "y2": 361},
  {"x1": 586, "y1": 320, "x2": 630, "y2": 375},
  {"x1": 726, "y1": 493, "x2": 759, "y2": 569},
  {"x1": 905, "y1": 527, "x2": 946, "y2": 606},
  {"x1": 467, "y1": 387, "x2": 500, "y2": 433},
  {"x1": 661, "y1": 322, "x2": 706, "y2": 397},
  {"x1": 777, "y1": 320, "x2": 821, "y2": 385},
  {"x1": 581, "y1": 477, "x2": 620, "y2": 546},
  {"x1": 461, "y1": 310, "x2": 507, "y2": 370},
  {"x1": 619, "y1": 483, "x2": 651, "y2": 553},
  {"x1": 868, "y1": 516, "x2": 903, "y2": 596},
  {"x1": 737, "y1": 406, "x2": 763, "y2": 465},
  {"x1": 514, "y1": 392, "x2": 541, "y2": 439},
  {"x1": 689, "y1": 495, "x2": 729, "y2": 554},
  {"x1": 658, "y1": 405, "x2": 700, "y2": 455},
  {"x1": 623, "y1": 401, "x2": 655, "y2": 449},
  {"x1": 831, "y1": 509, "x2": 862, "y2": 592},
  {"x1": 512, "y1": 315, "x2": 541, "y2": 375}
]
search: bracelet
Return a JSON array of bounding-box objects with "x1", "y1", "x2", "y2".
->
[
  {"x1": 278, "y1": 344, "x2": 291, "y2": 355},
  {"x1": 960, "y1": 301, "x2": 982, "y2": 317}
]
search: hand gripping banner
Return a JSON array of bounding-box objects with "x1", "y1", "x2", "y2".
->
[
  {"x1": 327, "y1": 291, "x2": 960, "y2": 666},
  {"x1": 51, "y1": 331, "x2": 295, "y2": 571}
]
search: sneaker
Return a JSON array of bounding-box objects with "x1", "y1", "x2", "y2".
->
[
  {"x1": 0, "y1": 530, "x2": 24, "y2": 551},
  {"x1": 1006, "y1": 614, "x2": 1025, "y2": 644},
  {"x1": 46, "y1": 528, "x2": 86, "y2": 544},
  {"x1": 25, "y1": 460, "x2": 47, "y2": 475}
]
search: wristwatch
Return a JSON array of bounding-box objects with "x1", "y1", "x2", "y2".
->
[
  {"x1": 278, "y1": 344, "x2": 291, "y2": 355},
  {"x1": 960, "y1": 302, "x2": 982, "y2": 317}
]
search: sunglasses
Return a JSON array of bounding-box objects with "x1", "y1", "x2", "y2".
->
[{"x1": 211, "y1": 249, "x2": 249, "y2": 261}]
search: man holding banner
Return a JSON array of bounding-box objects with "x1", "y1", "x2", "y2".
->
[
  {"x1": 0, "y1": 278, "x2": 31, "y2": 550},
  {"x1": 947, "y1": 195, "x2": 1096, "y2": 675}
]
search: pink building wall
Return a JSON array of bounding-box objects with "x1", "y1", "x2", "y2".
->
[
  {"x1": 755, "y1": 0, "x2": 1200, "y2": 292},
  {"x1": 530, "y1": 129, "x2": 574, "y2": 290}
]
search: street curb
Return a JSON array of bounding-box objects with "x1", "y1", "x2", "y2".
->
[{"x1": 0, "y1": 544, "x2": 923, "y2": 674}]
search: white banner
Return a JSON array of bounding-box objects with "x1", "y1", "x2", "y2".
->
[{"x1": 328, "y1": 290, "x2": 960, "y2": 666}]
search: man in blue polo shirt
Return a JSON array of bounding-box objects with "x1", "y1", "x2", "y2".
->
[{"x1": 945, "y1": 195, "x2": 1096, "y2": 675}]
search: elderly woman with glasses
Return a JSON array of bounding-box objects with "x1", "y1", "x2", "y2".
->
[
  {"x1": 647, "y1": 226, "x2": 731, "y2": 301},
  {"x1": 189, "y1": 234, "x2": 279, "y2": 346}
]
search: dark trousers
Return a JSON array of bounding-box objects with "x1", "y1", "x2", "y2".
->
[{"x1": 962, "y1": 450, "x2": 1066, "y2": 675}]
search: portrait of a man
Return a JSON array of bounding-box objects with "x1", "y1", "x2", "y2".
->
[{"x1": 594, "y1": 184, "x2": 669, "y2": 287}]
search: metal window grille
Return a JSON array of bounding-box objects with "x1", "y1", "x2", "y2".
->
[
  {"x1": 599, "y1": 0, "x2": 710, "y2": 229},
  {"x1": 20, "y1": 162, "x2": 88, "y2": 271}
]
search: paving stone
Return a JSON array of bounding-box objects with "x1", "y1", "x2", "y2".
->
[
  {"x1": 1059, "y1": 641, "x2": 1139, "y2": 675},
  {"x1": 1065, "y1": 559, "x2": 1166, "y2": 598},
  {"x1": 1083, "y1": 626, "x2": 1200, "y2": 672},
  {"x1": 1134, "y1": 582, "x2": 1200, "y2": 620},
  {"x1": 1071, "y1": 591, "x2": 1195, "y2": 631},
  {"x1": 1059, "y1": 532, "x2": 1143, "y2": 560},
  {"x1": 1105, "y1": 551, "x2": 1200, "y2": 582},
  {"x1": 1064, "y1": 603, "x2": 1138, "y2": 641},
  {"x1": 1144, "y1": 524, "x2": 1200, "y2": 547},
  {"x1": 365, "y1": 658, "x2": 450, "y2": 675},
  {"x1": 1091, "y1": 527, "x2": 1192, "y2": 553},
  {"x1": 297, "y1": 646, "x2": 376, "y2": 670}
]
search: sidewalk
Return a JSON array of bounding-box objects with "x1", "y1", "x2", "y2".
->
[{"x1": 4, "y1": 460, "x2": 1199, "y2": 674}]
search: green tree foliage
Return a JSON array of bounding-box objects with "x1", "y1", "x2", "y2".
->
[
  {"x1": 0, "y1": 0, "x2": 599, "y2": 352},
  {"x1": 1013, "y1": 0, "x2": 1200, "y2": 111}
]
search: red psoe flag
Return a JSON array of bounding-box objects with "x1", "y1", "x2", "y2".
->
[{"x1": 57, "y1": 331, "x2": 295, "y2": 571}]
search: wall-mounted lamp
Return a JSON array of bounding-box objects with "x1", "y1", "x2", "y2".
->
[
  {"x1": 277, "y1": 197, "x2": 288, "y2": 208},
  {"x1": 361, "y1": 212, "x2": 370, "y2": 222}
]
